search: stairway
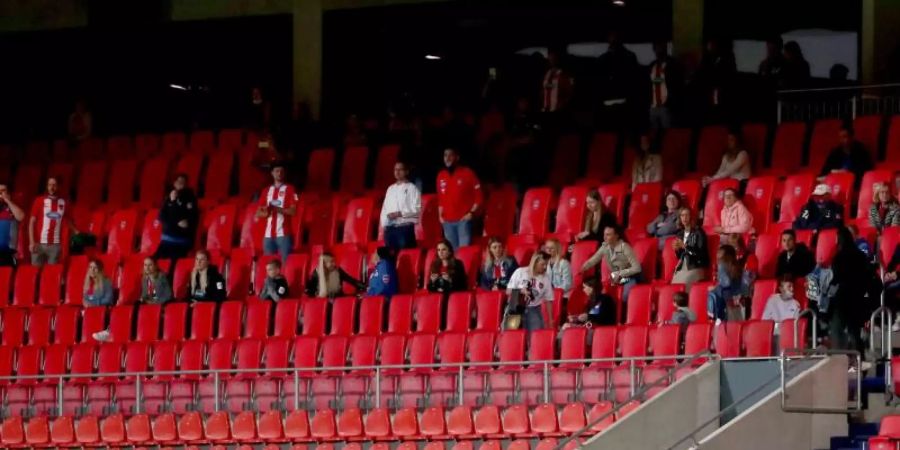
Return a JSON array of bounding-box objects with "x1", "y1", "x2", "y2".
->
[{"x1": 826, "y1": 422, "x2": 879, "y2": 450}]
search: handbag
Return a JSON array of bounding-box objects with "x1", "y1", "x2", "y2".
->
[{"x1": 503, "y1": 289, "x2": 526, "y2": 330}]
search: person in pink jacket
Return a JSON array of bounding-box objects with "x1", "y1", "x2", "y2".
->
[{"x1": 714, "y1": 188, "x2": 753, "y2": 236}]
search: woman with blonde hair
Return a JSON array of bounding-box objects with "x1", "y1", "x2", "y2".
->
[
  {"x1": 189, "y1": 250, "x2": 226, "y2": 302},
  {"x1": 544, "y1": 238, "x2": 572, "y2": 299},
  {"x1": 575, "y1": 190, "x2": 618, "y2": 243},
  {"x1": 83, "y1": 258, "x2": 114, "y2": 306},
  {"x1": 478, "y1": 237, "x2": 517, "y2": 291},
  {"x1": 869, "y1": 182, "x2": 900, "y2": 232},
  {"x1": 305, "y1": 252, "x2": 364, "y2": 299},
  {"x1": 506, "y1": 251, "x2": 555, "y2": 330}
]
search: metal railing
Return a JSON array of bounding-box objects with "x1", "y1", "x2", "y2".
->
[
  {"x1": 870, "y1": 305, "x2": 894, "y2": 402},
  {"x1": 795, "y1": 308, "x2": 818, "y2": 350},
  {"x1": 776, "y1": 82, "x2": 900, "y2": 123}
]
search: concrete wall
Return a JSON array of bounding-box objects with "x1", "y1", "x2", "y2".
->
[
  {"x1": 698, "y1": 356, "x2": 849, "y2": 450},
  {"x1": 583, "y1": 361, "x2": 721, "y2": 450}
]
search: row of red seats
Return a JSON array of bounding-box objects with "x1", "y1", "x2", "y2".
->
[{"x1": 870, "y1": 414, "x2": 900, "y2": 450}]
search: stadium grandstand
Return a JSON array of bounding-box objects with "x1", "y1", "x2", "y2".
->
[{"x1": 2, "y1": 0, "x2": 900, "y2": 449}]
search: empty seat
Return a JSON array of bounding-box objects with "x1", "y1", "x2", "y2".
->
[
  {"x1": 306, "y1": 148, "x2": 336, "y2": 192},
  {"x1": 807, "y1": 119, "x2": 843, "y2": 171},
  {"x1": 339, "y1": 146, "x2": 369, "y2": 194},
  {"x1": 342, "y1": 197, "x2": 374, "y2": 245},
  {"x1": 627, "y1": 182, "x2": 663, "y2": 235},
  {"x1": 769, "y1": 122, "x2": 806, "y2": 174},
  {"x1": 519, "y1": 187, "x2": 553, "y2": 237}
]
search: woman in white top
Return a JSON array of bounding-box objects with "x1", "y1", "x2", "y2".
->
[
  {"x1": 507, "y1": 252, "x2": 555, "y2": 331},
  {"x1": 631, "y1": 134, "x2": 663, "y2": 189},
  {"x1": 703, "y1": 131, "x2": 751, "y2": 187}
]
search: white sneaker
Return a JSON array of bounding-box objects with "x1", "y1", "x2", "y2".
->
[{"x1": 92, "y1": 330, "x2": 111, "y2": 342}]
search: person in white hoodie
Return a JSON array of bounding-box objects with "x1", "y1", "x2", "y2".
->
[{"x1": 762, "y1": 277, "x2": 801, "y2": 338}]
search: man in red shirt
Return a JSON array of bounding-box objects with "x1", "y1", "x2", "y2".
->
[
  {"x1": 436, "y1": 148, "x2": 482, "y2": 249},
  {"x1": 256, "y1": 162, "x2": 298, "y2": 262},
  {"x1": 29, "y1": 177, "x2": 78, "y2": 266}
]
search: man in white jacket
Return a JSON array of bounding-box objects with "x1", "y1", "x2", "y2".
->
[{"x1": 380, "y1": 161, "x2": 421, "y2": 250}]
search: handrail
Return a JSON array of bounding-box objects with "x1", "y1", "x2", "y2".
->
[
  {"x1": 554, "y1": 351, "x2": 716, "y2": 450},
  {"x1": 795, "y1": 308, "x2": 817, "y2": 350},
  {"x1": 869, "y1": 305, "x2": 893, "y2": 362},
  {"x1": 777, "y1": 82, "x2": 900, "y2": 95},
  {"x1": 780, "y1": 349, "x2": 861, "y2": 414}
]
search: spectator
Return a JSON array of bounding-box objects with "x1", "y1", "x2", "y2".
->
[
  {"x1": 256, "y1": 162, "x2": 299, "y2": 262},
  {"x1": 507, "y1": 251, "x2": 555, "y2": 330},
  {"x1": 544, "y1": 238, "x2": 573, "y2": 299},
  {"x1": 380, "y1": 161, "x2": 421, "y2": 250},
  {"x1": 694, "y1": 38, "x2": 737, "y2": 123},
  {"x1": 436, "y1": 148, "x2": 482, "y2": 249},
  {"x1": 343, "y1": 114, "x2": 368, "y2": 148},
  {"x1": 703, "y1": 131, "x2": 751, "y2": 186},
  {"x1": 427, "y1": 239, "x2": 468, "y2": 294},
  {"x1": 630, "y1": 134, "x2": 663, "y2": 189},
  {"x1": 869, "y1": 182, "x2": 900, "y2": 232},
  {"x1": 713, "y1": 189, "x2": 753, "y2": 236},
  {"x1": 829, "y1": 227, "x2": 872, "y2": 360},
  {"x1": 667, "y1": 291, "x2": 696, "y2": 338},
  {"x1": 596, "y1": 31, "x2": 640, "y2": 131},
  {"x1": 367, "y1": 247, "x2": 399, "y2": 300},
  {"x1": 247, "y1": 86, "x2": 271, "y2": 132},
  {"x1": 258, "y1": 259, "x2": 290, "y2": 302},
  {"x1": 189, "y1": 250, "x2": 226, "y2": 302},
  {"x1": 306, "y1": 252, "x2": 364, "y2": 299},
  {"x1": 29, "y1": 177, "x2": 78, "y2": 266},
  {"x1": 67, "y1": 99, "x2": 92, "y2": 142},
  {"x1": 140, "y1": 257, "x2": 172, "y2": 304},
  {"x1": 580, "y1": 226, "x2": 642, "y2": 303},
  {"x1": 847, "y1": 223, "x2": 873, "y2": 260},
  {"x1": 794, "y1": 184, "x2": 844, "y2": 231},
  {"x1": 762, "y1": 276, "x2": 801, "y2": 337},
  {"x1": 775, "y1": 229, "x2": 815, "y2": 279},
  {"x1": 758, "y1": 36, "x2": 786, "y2": 88},
  {"x1": 83, "y1": 259, "x2": 114, "y2": 307},
  {"x1": 707, "y1": 244, "x2": 745, "y2": 322},
  {"x1": 727, "y1": 233, "x2": 758, "y2": 297},
  {"x1": 647, "y1": 40, "x2": 684, "y2": 130},
  {"x1": 563, "y1": 279, "x2": 616, "y2": 328},
  {"x1": 672, "y1": 208, "x2": 710, "y2": 290},
  {"x1": 576, "y1": 190, "x2": 618, "y2": 243},
  {"x1": 541, "y1": 45, "x2": 575, "y2": 115},
  {"x1": 0, "y1": 183, "x2": 25, "y2": 267},
  {"x1": 782, "y1": 41, "x2": 811, "y2": 89},
  {"x1": 646, "y1": 191, "x2": 682, "y2": 249},
  {"x1": 883, "y1": 244, "x2": 900, "y2": 329},
  {"x1": 479, "y1": 237, "x2": 518, "y2": 291},
  {"x1": 820, "y1": 126, "x2": 872, "y2": 185},
  {"x1": 155, "y1": 173, "x2": 198, "y2": 262}
]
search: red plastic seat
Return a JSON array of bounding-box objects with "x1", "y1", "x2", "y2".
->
[
  {"x1": 342, "y1": 197, "x2": 374, "y2": 245},
  {"x1": 626, "y1": 285, "x2": 653, "y2": 325},
  {"x1": 744, "y1": 176, "x2": 776, "y2": 233},
  {"x1": 750, "y1": 279, "x2": 778, "y2": 320},
  {"x1": 548, "y1": 135, "x2": 582, "y2": 189},
  {"x1": 396, "y1": 248, "x2": 422, "y2": 294},
  {"x1": 823, "y1": 171, "x2": 854, "y2": 208},
  {"x1": 339, "y1": 146, "x2": 369, "y2": 194},
  {"x1": 584, "y1": 132, "x2": 618, "y2": 182},
  {"x1": 559, "y1": 402, "x2": 587, "y2": 433},
  {"x1": 80, "y1": 307, "x2": 107, "y2": 342},
  {"x1": 414, "y1": 293, "x2": 442, "y2": 333},
  {"x1": 807, "y1": 119, "x2": 843, "y2": 171},
  {"x1": 483, "y1": 189, "x2": 518, "y2": 239},
  {"x1": 50, "y1": 415, "x2": 75, "y2": 445},
  {"x1": 1, "y1": 416, "x2": 24, "y2": 446},
  {"x1": 160, "y1": 131, "x2": 187, "y2": 157},
  {"x1": 206, "y1": 203, "x2": 238, "y2": 257},
  {"x1": 204, "y1": 411, "x2": 231, "y2": 441},
  {"x1": 301, "y1": 298, "x2": 328, "y2": 337},
  {"x1": 231, "y1": 410, "x2": 257, "y2": 441},
  {"x1": 373, "y1": 144, "x2": 401, "y2": 191},
  {"x1": 684, "y1": 322, "x2": 713, "y2": 357},
  {"x1": 754, "y1": 233, "x2": 780, "y2": 279},
  {"x1": 306, "y1": 148, "x2": 336, "y2": 193},
  {"x1": 415, "y1": 193, "x2": 443, "y2": 247},
  {"x1": 769, "y1": 122, "x2": 806, "y2": 174},
  {"x1": 502, "y1": 404, "x2": 531, "y2": 436},
  {"x1": 26, "y1": 308, "x2": 51, "y2": 347},
  {"x1": 745, "y1": 320, "x2": 775, "y2": 357},
  {"x1": 12, "y1": 265, "x2": 39, "y2": 307},
  {"x1": 177, "y1": 411, "x2": 204, "y2": 442},
  {"x1": 741, "y1": 123, "x2": 768, "y2": 171},
  {"x1": 816, "y1": 228, "x2": 839, "y2": 266},
  {"x1": 100, "y1": 414, "x2": 126, "y2": 445},
  {"x1": 151, "y1": 413, "x2": 177, "y2": 443},
  {"x1": 256, "y1": 410, "x2": 284, "y2": 441},
  {"x1": 420, "y1": 406, "x2": 447, "y2": 438},
  {"x1": 137, "y1": 157, "x2": 172, "y2": 208},
  {"x1": 627, "y1": 182, "x2": 663, "y2": 236},
  {"x1": 596, "y1": 182, "x2": 626, "y2": 221},
  {"x1": 75, "y1": 160, "x2": 108, "y2": 209},
  {"x1": 391, "y1": 407, "x2": 419, "y2": 440},
  {"x1": 107, "y1": 160, "x2": 139, "y2": 209},
  {"x1": 364, "y1": 408, "x2": 391, "y2": 439},
  {"x1": 695, "y1": 126, "x2": 730, "y2": 175},
  {"x1": 655, "y1": 284, "x2": 684, "y2": 323},
  {"x1": 125, "y1": 414, "x2": 152, "y2": 444},
  {"x1": 852, "y1": 115, "x2": 881, "y2": 162},
  {"x1": 217, "y1": 300, "x2": 244, "y2": 340},
  {"x1": 203, "y1": 149, "x2": 235, "y2": 202},
  {"x1": 715, "y1": 321, "x2": 744, "y2": 357},
  {"x1": 688, "y1": 282, "x2": 713, "y2": 323},
  {"x1": 555, "y1": 186, "x2": 588, "y2": 238},
  {"x1": 779, "y1": 173, "x2": 816, "y2": 223},
  {"x1": 273, "y1": 299, "x2": 301, "y2": 337},
  {"x1": 190, "y1": 302, "x2": 216, "y2": 340},
  {"x1": 660, "y1": 128, "x2": 692, "y2": 182},
  {"x1": 519, "y1": 187, "x2": 553, "y2": 237}
]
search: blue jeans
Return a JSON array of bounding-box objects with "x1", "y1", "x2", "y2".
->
[
  {"x1": 442, "y1": 220, "x2": 472, "y2": 250},
  {"x1": 264, "y1": 236, "x2": 292, "y2": 262},
  {"x1": 524, "y1": 306, "x2": 545, "y2": 331},
  {"x1": 384, "y1": 224, "x2": 416, "y2": 250}
]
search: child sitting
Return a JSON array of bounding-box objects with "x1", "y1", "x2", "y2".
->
[
  {"x1": 667, "y1": 291, "x2": 696, "y2": 338},
  {"x1": 762, "y1": 276, "x2": 801, "y2": 336},
  {"x1": 259, "y1": 259, "x2": 290, "y2": 301}
]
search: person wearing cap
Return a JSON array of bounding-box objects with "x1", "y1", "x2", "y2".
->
[
  {"x1": 820, "y1": 125, "x2": 872, "y2": 187},
  {"x1": 794, "y1": 184, "x2": 844, "y2": 231},
  {"x1": 367, "y1": 247, "x2": 399, "y2": 300}
]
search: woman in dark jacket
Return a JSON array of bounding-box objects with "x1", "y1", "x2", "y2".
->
[
  {"x1": 427, "y1": 239, "x2": 468, "y2": 293},
  {"x1": 478, "y1": 237, "x2": 518, "y2": 291},
  {"x1": 155, "y1": 173, "x2": 199, "y2": 261},
  {"x1": 189, "y1": 250, "x2": 226, "y2": 302},
  {"x1": 671, "y1": 208, "x2": 709, "y2": 290},
  {"x1": 576, "y1": 190, "x2": 618, "y2": 243},
  {"x1": 829, "y1": 227, "x2": 874, "y2": 355}
]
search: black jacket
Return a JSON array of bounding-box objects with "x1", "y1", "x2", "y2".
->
[
  {"x1": 189, "y1": 265, "x2": 227, "y2": 302},
  {"x1": 775, "y1": 244, "x2": 816, "y2": 279},
  {"x1": 794, "y1": 200, "x2": 844, "y2": 231},
  {"x1": 159, "y1": 187, "x2": 199, "y2": 242},
  {"x1": 819, "y1": 143, "x2": 873, "y2": 184},
  {"x1": 586, "y1": 292, "x2": 617, "y2": 326},
  {"x1": 831, "y1": 247, "x2": 874, "y2": 325},
  {"x1": 427, "y1": 259, "x2": 468, "y2": 294},
  {"x1": 259, "y1": 276, "x2": 290, "y2": 301},
  {"x1": 583, "y1": 212, "x2": 619, "y2": 243},
  {"x1": 305, "y1": 268, "x2": 364, "y2": 298},
  {"x1": 675, "y1": 228, "x2": 709, "y2": 271}
]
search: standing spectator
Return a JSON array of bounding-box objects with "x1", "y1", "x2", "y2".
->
[
  {"x1": 868, "y1": 182, "x2": 900, "y2": 232},
  {"x1": 367, "y1": 247, "x2": 399, "y2": 300},
  {"x1": 646, "y1": 191, "x2": 683, "y2": 249},
  {"x1": 820, "y1": 125, "x2": 872, "y2": 185},
  {"x1": 380, "y1": 161, "x2": 421, "y2": 250},
  {"x1": 140, "y1": 257, "x2": 172, "y2": 304},
  {"x1": 83, "y1": 259, "x2": 114, "y2": 307},
  {"x1": 694, "y1": 38, "x2": 737, "y2": 124},
  {"x1": 707, "y1": 245, "x2": 745, "y2": 322},
  {"x1": 256, "y1": 163, "x2": 298, "y2": 262},
  {"x1": 576, "y1": 190, "x2": 618, "y2": 243},
  {"x1": 563, "y1": 279, "x2": 615, "y2": 328},
  {"x1": 478, "y1": 237, "x2": 518, "y2": 291},
  {"x1": 427, "y1": 239, "x2": 468, "y2": 294},
  {"x1": 703, "y1": 131, "x2": 751, "y2": 186},
  {"x1": 782, "y1": 41, "x2": 811, "y2": 89},
  {"x1": 758, "y1": 36, "x2": 786, "y2": 88},
  {"x1": 306, "y1": 253, "x2": 364, "y2": 299},
  {"x1": 258, "y1": 259, "x2": 290, "y2": 301},
  {"x1": 829, "y1": 227, "x2": 872, "y2": 360},
  {"x1": 188, "y1": 250, "x2": 226, "y2": 302},
  {"x1": 545, "y1": 238, "x2": 573, "y2": 300},
  {"x1": 713, "y1": 189, "x2": 753, "y2": 236},
  {"x1": 541, "y1": 45, "x2": 575, "y2": 118},
  {"x1": 630, "y1": 134, "x2": 663, "y2": 189},
  {"x1": 672, "y1": 208, "x2": 710, "y2": 290},
  {"x1": 68, "y1": 99, "x2": 92, "y2": 142},
  {"x1": 247, "y1": 86, "x2": 272, "y2": 133},
  {"x1": 775, "y1": 229, "x2": 815, "y2": 279},
  {"x1": 0, "y1": 183, "x2": 25, "y2": 267},
  {"x1": 580, "y1": 226, "x2": 642, "y2": 303},
  {"x1": 29, "y1": 177, "x2": 78, "y2": 266},
  {"x1": 507, "y1": 252, "x2": 555, "y2": 330},
  {"x1": 436, "y1": 148, "x2": 482, "y2": 250},
  {"x1": 596, "y1": 31, "x2": 640, "y2": 132},
  {"x1": 762, "y1": 276, "x2": 801, "y2": 338},
  {"x1": 647, "y1": 40, "x2": 683, "y2": 130},
  {"x1": 155, "y1": 173, "x2": 198, "y2": 262},
  {"x1": 794, "y1": 184, "x2": 844, "y2": 231}
]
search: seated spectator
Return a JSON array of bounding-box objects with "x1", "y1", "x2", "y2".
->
[
  {"x1": 726, "y1": 233, "x2": 757, "y2": 297},
  {"x1": 794, "y1": 184, "x2": 843, "y2": 231},
  {"x1": 667, "y1": 291, "x2": 696, "y2": 338},
  {"x1": 545, "y1": 238, "x2": 573, "y2": 300},
  {"x1": 478, "y1": 237, "x2": 518, "y2": 291},
  {"x1": 67, "y1": 99, "x2": 92, "y2": 142},
  {"x1": 672, "y1": 208, "x2": 710, "y2": 290},
  {"x1": 775, "y1": 229, "x2": 815, "y2": 279},
  {"x1": 507, "y1": 252, "x2": 555, "y2": 330},
  {"x1": 156, "y1": 174, "x2": 199, "y2": 262},
  {"x1": 563, "y1": 279, "x2": 616, "y2": 328},
  {"x1": 0, "y1": 183, "x2": 25, "y2": 267},
  {"x1": 140, "y1": 257, "x2": 172, "y2": 304},
  {"x1": 576, "y1": 190, "x2": 618, "y2": 243},
  {"x1": 83, "y1": 259, "x2": 114, "y2": 307},
  {"x1": 259, "y1": 259, "x2": 290, "y2": 301},
  {"x1": 848, "y1": 224, "x2": 873, "y2": 260},
  {"x1": 707, "y1": 245, "x2": 745, "y2": 322},
  {"x1": 884, "y1": 244, "x2": 900, "y2": 329},
  {"x1": 762, "y1": 276, "x2": 801, "y2": 336},
  {"x1": 367, "y1": 247, "x2": 398, "y2": 300},
  {"x1": 306, "y1": 252, "x2": 364, "y2": 299},
  {"x1": 646, "y1": 191, "x2": 683, "y2": 249},
  {"x1": 714, "y1": 188, "x2": 753, "y2": 237},
  {"x1": 819, "y1": 125, "x2": 872, "y2": 185},
  {"x1": 427, "y1": 240, "x2": 468, "y2": 294},
  {"x1": 580, "y1": 226, "x2": 642, "y2": 303},
  {"x1": 703, "y1": 131, "x2": 751, "y2": 187},
  {"x1": 869, "y1": 182, "x2": 900, "y2": 232},
  {"x1": 189, "y1": 250, "x2": 226, "y2": 302},
  {"x1": 630, "y1": 134, "x2": 662, "y2": 189}
]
